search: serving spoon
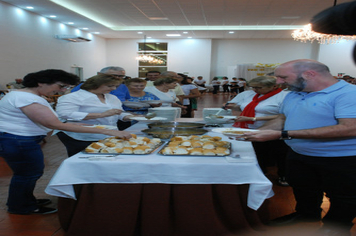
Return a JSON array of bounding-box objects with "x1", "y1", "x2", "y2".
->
[{"x1": 145, "y1": 112, "x2": 156, "y2": 120}]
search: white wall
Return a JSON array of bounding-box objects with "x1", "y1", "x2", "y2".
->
[
  {"x1": 318, "y1": 40, "x2": 356, "y2": 76},
  {"x1": 0, "y1": 2, "x2": 107, "y2": 89},
  {"x1": 106, "y1": 38, "x2": 212, "y2": 79}
]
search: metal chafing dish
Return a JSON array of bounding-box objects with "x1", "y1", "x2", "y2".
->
[
  {"x1": 147, "y1": 122, "x2": 205, "y2": 129},
  {"x1": 142, "y1": 127, "x2": 208, "y2": 139}
]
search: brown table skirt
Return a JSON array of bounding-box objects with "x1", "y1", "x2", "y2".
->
[{"x1": 58, "y1": 184, "x2": 269, "y2": 236}]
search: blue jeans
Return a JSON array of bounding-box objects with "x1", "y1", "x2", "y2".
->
[{"x1": 0, "y1": 132, "x2": 46, "y2": 214}]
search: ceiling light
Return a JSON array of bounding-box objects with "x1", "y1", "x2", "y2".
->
[
  {"x1": 82, "y1": 28, "x2": 89, "y2": 30},
  {"x1": 166, "y1": 34, "x2": 181, "y2": 37},
  {"x1": 229, "y1": 31, "x2": 235, "y2": 34},
  {"x1": 136, "y1": 35, "x2": 164, "y2": 64},
  {"x1": 93, "y1": 32, "x2": 100, "y2": 34},
  {"x1": 68, "y1": 22, "x2": 74, "y2": 25},
  {"x1": 292, "y1": 24, "x2": 356, "y2": 44},
  {"x1": 137, "y1": 32, "x2": 143, "y2": 34},
  {"x1": 149, "y1": 17, "x2": 169, "y2": 20},
  {"x1": 26, "y1": 6, "x2": 34, "y2": 9},
  {"x1": 183, "y1": 32, "x2": 188, "y2": 34},
  {"x1": 49, "y1": 15, "x2": 57, "y2": 18}
]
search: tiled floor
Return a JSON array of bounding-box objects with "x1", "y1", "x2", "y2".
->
[{"x1": 0, "y1": 92, "x2": 354, "y2": 236}]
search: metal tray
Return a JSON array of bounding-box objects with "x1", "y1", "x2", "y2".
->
[
  {"x1": 81, "y1": 141, "x2": 165, "y2": 155},
  {"x1": 147, "y1": 122, "x2": 205, "y2": 129},
  {"x1": 142, "y1": 127, "x2": 209, "y2": 139},
  {"x1": 158, "y1": 141, "x2": 231, "y2": 157}
]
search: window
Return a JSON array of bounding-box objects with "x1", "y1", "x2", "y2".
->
[{"x1": 137, "y1": 42, "x2": 168, "y2": 78}]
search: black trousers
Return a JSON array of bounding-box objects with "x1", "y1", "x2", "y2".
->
[
  {"x1": 56, "y1": 132, "x2": 93, "y2": 157},
  {"x1": 287, "y1": 150, "x2": 356, "y2": 229},
  {"x1": 252, "y1": 139, "x2": 288, "y2": 178}
]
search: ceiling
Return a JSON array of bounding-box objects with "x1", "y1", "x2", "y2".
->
[{"x1": 1, "y1": 0, "x2": 353, "y2": 39}]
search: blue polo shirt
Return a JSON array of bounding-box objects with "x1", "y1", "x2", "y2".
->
[
  {"x1": 71, "y1": 83, "x2": 130, "y2": 102},
  {"x1": 280, "y1": 80, "x2": 356, "y2": 157}
]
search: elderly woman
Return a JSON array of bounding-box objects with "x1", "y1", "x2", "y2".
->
[
  {"x1": 226, "y1": 76, "x2": 290, "y2": 186},
  {"x1": 144, "y1": 77, "x2": 186, "y2": 109},
  {"x1": 55, "y1": 74, "x2": 133, "y2": 157},
  {"x1": 0, "y1": 70, "x2": 132, "y2": 215},
  {"x1": 123, "y1": 78, "x2": 161, "y2": 115}
]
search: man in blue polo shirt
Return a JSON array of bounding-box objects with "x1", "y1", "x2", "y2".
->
[
  {"x1": 71, "y1": 66, "x2": 130, "y2": 102},
  {"x1": 243, "y1": 59, "x2": 356, "y2": 235}
]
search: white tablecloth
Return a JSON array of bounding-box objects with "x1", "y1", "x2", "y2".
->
[{"x1": 45, "y1": 120, "x2": 273, "y2": 210}]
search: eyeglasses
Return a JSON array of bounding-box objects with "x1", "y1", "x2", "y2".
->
[
  {"x1": 110, "y1": 74, "x2": 126, "y2": 78},
  {"x1": 57, "y1": 83, "x2": 73, "y2": 90}
]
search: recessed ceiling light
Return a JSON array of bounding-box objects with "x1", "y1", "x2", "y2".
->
[
  {"x1": 26, "y1": 6, "x2": 34, "y2": 9},
  {"x1": 149, "y1": 17, "x2": 169, "y2": 20},
  {"x1": 49, "y1": 15, "x2": 57, "y2": 18},
  {"x1": 137, "y1": 32, "x2": 143, "y2": 34},
  {"x1": 183, "y1": 32, "x2": 188, "y2": 34},
  {"x1": 229, "y1": 31, "x2": 235, "y2": 34},
  {"x1": 93, "y1": 32, "x2": 100, "y2": 34},
  {"x1": 281, "y1": 16, "x2": 300, "y2": 19},
  {"x1": 147, "y1": 36, "x2": 152, "y2": 39},
  {"x1": 166, "y1": 34, "x2": 181, "y2": 37},
  {"x1": 82, "y1": 28, "x2": 89, "y2": 30},
  {"x1": 68, "y1": 22, "x2": 74, "y2": 25}
]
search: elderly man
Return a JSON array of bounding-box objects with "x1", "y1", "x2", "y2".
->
[
  {"x1": 71, "y1": 66, "x2": 130, "y2": 102},
  {"x1": 243, "y1": 59, "x2": 356, "y2": 235}
]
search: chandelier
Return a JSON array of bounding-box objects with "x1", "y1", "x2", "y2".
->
[
  {"x1": 292, "y1": 24, "x2": 356, "y2": 44},
  {"x1": 136, "y1": 35, "x2": 165, "y2": 64}
]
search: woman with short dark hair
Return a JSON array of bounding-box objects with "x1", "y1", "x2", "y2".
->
[{"x1": 0, "y1": 70, "x2": 132, "y2": 215}]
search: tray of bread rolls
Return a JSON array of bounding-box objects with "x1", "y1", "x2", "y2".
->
[
  {"x1": 83, "y1": 134, "x2": 164, "y2": 155},
  {"x1": 159, "y1": 135, "x2": 231, "y2": 156}
]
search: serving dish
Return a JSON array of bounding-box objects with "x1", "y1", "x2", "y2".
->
[
  {"x1": 129, "y1": 117, "x2": 167, "y2": 123},
  {"x1": 158, "y1": 135, "x2": 231, "y2": 156},
  {"x1": 147, "y1": 122, "x2": 205, "y2": 129},
  {"x1": 82, "y1": 135, "x2": 164, "y2": 155},
  {"x1": 123, "y1": 101, "x2": 150, "y2": 108},
  {"x1": 211, "y1": 128, "x2": 258, "y2": 137},
  {"x1": 83, "y1": 125, "x2": 117, "y2": 130},
  {"x1": 142, "y1": 127, "x2": 208, "y2": 139},
  {"x1": 140, "y1": 100, "x2": 163, "y2": 105}
]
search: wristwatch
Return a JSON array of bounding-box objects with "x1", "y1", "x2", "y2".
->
[{"x1": 280, "y1": 130, "x2": 292, "y2": 140}]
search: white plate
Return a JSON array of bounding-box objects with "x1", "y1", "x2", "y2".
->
[
  {"x1": 123, "y1": 101, "x2": 150, "y2": 108},
  {"x1": 211, "y1": 127, "x2": 258, "y2": 137},
  {"x1": 140, "y1": 100, "x2": 163, "y2": 105},
  {"x1": 205, "y1": 115, "x2": 236, "y2": 122},
  {"x1": 129, "y1": 116, "x2": 167, "y2": 123},
  {"x1": 84, "y1": 125, "x2": 118, "y2": 130}
]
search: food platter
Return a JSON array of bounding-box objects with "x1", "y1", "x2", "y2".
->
[
  {"x1": 83, "y1": 125, "x2": 117, "y2": 130},
  {"x1": 82, "y1": 136, "x2": 164, "y2": 155},
  {"x1": 129, "y1": 117, "x2": 167, "y2": 123},
  {"x1": 142, "y1": 127, "x2": 208, "y2": 139},
  {"x1": 158, "y1": 135, "x2": 231, "y2": 157},
  {"x1": 204, "y1": 115, "x2": 236, "y2": 122},
  {"x1": 211, "y1": 127, "x2": 258, "y2": 137},
  {"x1": 147, "y1": 122, "x2": 205, "y2": 129},
  {"x1": 123, "y1": 101, "x2": 150, "y2": 108},
  {"x1": 140, "y1": 100, "x2": 163, "y2": 105}
]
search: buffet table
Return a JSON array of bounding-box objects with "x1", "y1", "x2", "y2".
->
[{"x1": 45, "y1": 119, "x2": 273, "y2": 236}]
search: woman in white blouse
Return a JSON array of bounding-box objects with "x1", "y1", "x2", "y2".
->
[
  {"x1": 144, "y1": 77, "x2": 186, "y2": 109},
  {"x1": 55, "y1": 74, "x2": 133, "y2": 156}
]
